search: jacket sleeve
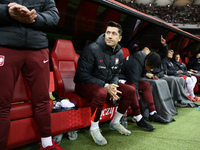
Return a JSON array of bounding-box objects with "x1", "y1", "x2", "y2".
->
[
  {"x1": 32, "y1": 0, "x2": 60, "y2": 29},
  {"x1": 75, "y1": 46, "x2": 105, "y2": 87},
  {"x1": 187, "y1": 58, "x2": 196, "y2": 70},
  {"x1": 0, "y1": 4, "x2": 12, "y2": 26},
  {"x1": 158, "y1": 44, "x2": 168, "y2": 59}
]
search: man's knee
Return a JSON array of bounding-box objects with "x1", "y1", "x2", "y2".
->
[{"x1": 93, "y1": 87, "x2": 108, "y2": 100}]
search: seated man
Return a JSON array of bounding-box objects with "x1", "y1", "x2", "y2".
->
[
  {"x1": 120, "y1": 45, "x2": 168, "y2": 125},
  {"x1": 173, "y1": 53, "x2": 200, "y2": 101},
  {"x1": 188, "y1": 53, "x2": 200, "y2": 72},
  {"x1": 74, "y1": 21, "x2": 144, "y2": 146}
]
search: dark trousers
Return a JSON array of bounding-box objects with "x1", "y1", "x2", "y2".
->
[
  {"x1": 0, "y1": 47, "x2": 51, "y2": 150},
  {"x1": 126, "y1": 80, "x2": 156, "y2": 115},
  {"x1": 75, "y1": 82, "x2": 139, "y2": 122},
  {"x1": 138, "y1": 80, "x2": 156, "y2": 112}
]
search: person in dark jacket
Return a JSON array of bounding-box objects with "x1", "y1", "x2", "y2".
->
[
  {"x1": 0, "y1": 1, "x2": 65, "y2": 150},
  {"x1": 188, "y1": 53, "x2": 200, "y2": 72},
  {"x1": 120, "y1": 46, "x2": 168, "y2": 126},
  {"x1": 74, "y1": 21, "x2": 137, "y2": 146},
  {"x1": 150, "y1": 45, "x2": 197, "y2": 108},
  {"x1": 173, "y1": 54, "x2": 200, "y2": 101}
]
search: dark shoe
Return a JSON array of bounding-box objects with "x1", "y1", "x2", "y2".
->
[
  {"x1": 175, "y1": 102, "x2": 187, "y2": 107},
  {"x1": 136, "y1": 117, "x2": 155, "y2": 131},
  {"x1": 149, "y1": 113, "x2": 168, "y2": 124}
]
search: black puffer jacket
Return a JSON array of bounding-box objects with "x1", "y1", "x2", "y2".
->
[
  {"x1": 162, "y1": 57, "x2": 177, "y2": 75},
  {"x1": 0, "y1": 0, "x2": 59, "y2": 49},
  {"x1": 173, "y1": 61, "x2": 191, "y2": 77},
  {"x1": 120, "y1": 51, "x2": 146, "y2": 89},
  {"x1": 188, "y1": 58, "x2": 200, "y2": 71},
  {"x1": 74, "y1": 34, "x2": 123, "y2": 87}
]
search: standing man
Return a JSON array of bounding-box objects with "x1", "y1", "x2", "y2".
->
[
  {"x1": 74, "y1": 21, "x2": 137, "y2": 146},
  {"x1": 0, "y1": 1, "x2": 65, "y2": 150}
]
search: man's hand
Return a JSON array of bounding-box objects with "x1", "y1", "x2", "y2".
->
[
  {"x1": 8, "y1": 3, "x2": 37, "y2": 23},
  {"x1": 105, "y1": 84, "x2": 122, "y2": 101},
  {"x1": 190, "y1": 69, "x2": 198, "y2": 73},
  {"x1": 152, "y1": 76, "x2": 159, "y2": 80},
  {"x1": 177, "y1": 70, "x2": 183, "y2": 73},
  {"x1": 161, "y1": 35, "x2": 166, "y2": 45},
  {"x1": 146, "y1": 73, "x2": 154, "y2": 79},
  {"x1": 164, "y1": 74, "x2": 168, "y2": 77}
]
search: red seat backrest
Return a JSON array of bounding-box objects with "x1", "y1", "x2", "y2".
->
[
  {"x1": 121, "y1": 47, "x2": 130, "y2": 58},
  {"x1": 51, "y1": 39, "x2": 80, "y2": 98},
  {"x1": 184, "y1": 57, "x2": 189, "y2": 65}
]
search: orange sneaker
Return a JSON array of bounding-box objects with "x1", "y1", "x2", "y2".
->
[
  {"x1": 188, "y1": 95, "x2": 196, "y2": 101},
  {"x1": 40, "y1": 139, "x2": 65, "y2": 150},
  {"x1": 194, "y1": 96, "x2": 200, "y2": 101}
]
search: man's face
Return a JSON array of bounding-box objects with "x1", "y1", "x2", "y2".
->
[
  {"x1": 105, "y1": 26, "x2": 122, "y2": 49},
  {"x1": 167, "y1": 51, "x2": 174, "y2": 59},
  {"x1": 196, "y1": 53, "x2": 200, "y2": 58},
  {"x1": 145, "y1": 60, "x2": 154, "y2": 71},
  {"x1": 175, "y1": 54, "x2": 180, "y2": 62}
]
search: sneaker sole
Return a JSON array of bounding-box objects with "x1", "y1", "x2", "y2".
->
[
  {"x1": 140, "y1": 127, "x2": 155, "y2": 131},
  {"x1": 89, "y1": 131, "x2": 107, "y2": 146},
  {"x1": 110, "y1": 125, "x2": 131, "y2": 136}
]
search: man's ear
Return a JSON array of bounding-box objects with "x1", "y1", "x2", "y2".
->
[{"x1": 118, "y1": 36, "x2": 122, "y2": 42}]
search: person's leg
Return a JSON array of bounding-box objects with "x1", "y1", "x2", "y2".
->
[
  {"x1": 138, "y1": 81, "x2": 168, "y2": 123},
  {"x1": 186, "y1": 77, "x2": 195, "y2": 98},
  {"x1": 75, "y1": 83, "x2": 108, "y2": 145},
  {"x1": 75, "y1": 83, "x2": 108, "y2": 123},
  {"x1": 22, "y1": 49, "x2": 64, "y2": 150},
  {"x1": 189, "y1": 76, "x2": 200, "y2": 101},
  {"x1": 124, "y1": 82, "x2": 155, "y2": 131},
  {"x1": 110, "y1": 83, "x2": 137, "y2": 135},
  {"x1": 138, "y1": 81, "x2": 155, "y2": 112},
  {"x1": 0, "y1": 47, "x2": 23, "y2": 150}
]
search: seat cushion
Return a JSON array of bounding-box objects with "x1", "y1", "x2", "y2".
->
[{"x1": 10, "y1": 99, "x2": 53, "y2": 120}]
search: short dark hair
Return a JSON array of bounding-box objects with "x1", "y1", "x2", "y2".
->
[
  {"x1": 107, "y1": 21, "x2": 123, "y2": 36},
  {"x1": 145, "y1": 52, "x2": 161, "y2": 69}
]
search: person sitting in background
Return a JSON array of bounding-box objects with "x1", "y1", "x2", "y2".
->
[
  {"x1": 188, "y1": 53, "x2": 200, "y2": 72},
  {"x1": 173, "y1": 53, "x2": 200, "y2": 101},
  {"x1": 120, "y1": 45, "x2": 168, "y2": 126},
  {"x1": 138, "y1": 36, "x2": 177, "y2": 121},
  {"x1": 162, "y1": 50, "x2": 200, "y2": 103},
  {"x1": 148, "y1": 40, "x2": 196, "y2": 108}
]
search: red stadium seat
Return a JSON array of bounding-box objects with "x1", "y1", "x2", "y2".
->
[
  {"x1": 121, "y1": 47, "x2": 130, "y2": 58},
  {"x1": 184, "y1": 57, "x2": 189, "y2": 66}
]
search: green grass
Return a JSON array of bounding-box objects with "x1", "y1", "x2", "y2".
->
[{"x1": 12, "y1": 101, "x2": 200, "y2": 150}]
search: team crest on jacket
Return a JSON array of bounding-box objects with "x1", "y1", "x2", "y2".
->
[
  {"x1": 115, "y1": 58, "x2": 119, "y2": 64},
  {"x1": 0, "y1": 55, "x2": 5, "y2": 66}
]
